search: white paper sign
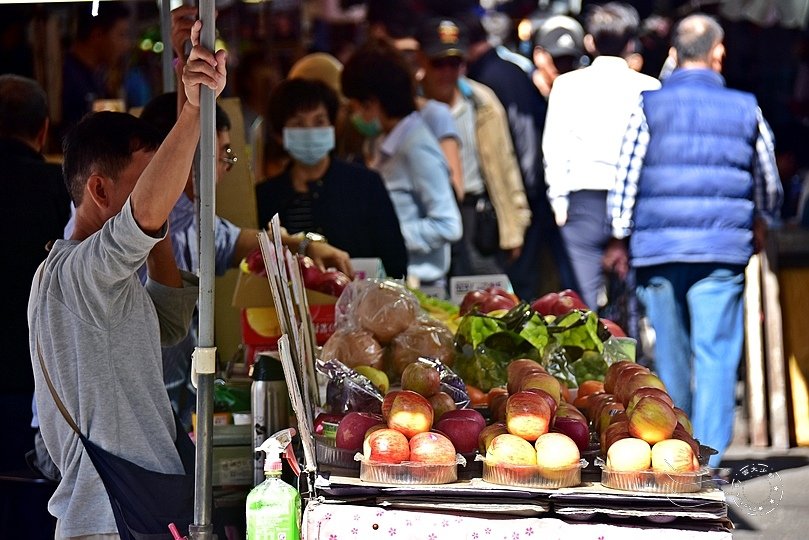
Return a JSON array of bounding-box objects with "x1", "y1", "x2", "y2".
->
[{"x1": 449, "y1": 274, "x2": 513, "y2": 304}]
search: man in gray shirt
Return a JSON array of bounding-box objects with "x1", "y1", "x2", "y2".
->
[{"x1": 28, "y1": 21, "x2": 226, "y2": 539}]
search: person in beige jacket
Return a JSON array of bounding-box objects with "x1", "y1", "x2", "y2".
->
[{"x1": 417, "y1": 17, "x2": 531, "y2": 277}]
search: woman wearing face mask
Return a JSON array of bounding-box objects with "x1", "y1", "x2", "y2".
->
[
  {"x1": 256, "y1": 78, "x2": 408, "y2": 278},
  {"x1": 341, "y1": 42, "x2": 462, "y2": 289}
]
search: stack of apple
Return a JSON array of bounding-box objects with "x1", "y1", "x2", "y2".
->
[
  {"x1": 477, "y1": 359, "x2": 587, "y2": 487},
  {"x1": 333, "y1": 362, "x2": 487, "y2": 482},
  {"x1": 583, "y1": 361, "x2": 703, "y2": 492}
]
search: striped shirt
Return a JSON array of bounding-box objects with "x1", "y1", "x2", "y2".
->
[{"x1": 609, "y1": 97, "x2": 782, "y2": 239}]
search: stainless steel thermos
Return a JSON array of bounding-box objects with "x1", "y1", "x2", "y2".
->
[{"x1": 250, "y1": 352, "x2": 289, "y2": 486}]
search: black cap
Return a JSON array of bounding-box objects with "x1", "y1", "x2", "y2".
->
[
  {"x1": 534, "y1": 15, "x2": 585, "y2": 59},
  {"x1": 418, "y1": 17, "x2": 468, "y2": 59}
]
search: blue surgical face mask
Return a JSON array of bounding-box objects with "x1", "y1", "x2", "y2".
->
[
  {"x1": 350, "y1": 113, "x2": 383, "y2": 138},
  {"x1": 282, "y1": 126, "x2": 335, "y2": 165}
]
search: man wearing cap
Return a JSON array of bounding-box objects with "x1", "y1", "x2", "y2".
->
[
  {"x1": 532, "y1": 15, "x2": 587, "y2": 98},
  {"x1": 418, "y1": 17, "x2": 531, "y2": 277},
  {"x1": 541, "y1": 3, "x2": 659, "y2": 312}
]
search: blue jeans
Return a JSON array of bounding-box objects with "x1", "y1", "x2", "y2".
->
[{"x1": 636, "y1": 263, "x2": 745, "y2": 468}]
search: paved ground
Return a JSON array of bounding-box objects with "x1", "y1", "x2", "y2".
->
[{"x1": 718, "y1": 431, "x2": 809, "y2": 539}]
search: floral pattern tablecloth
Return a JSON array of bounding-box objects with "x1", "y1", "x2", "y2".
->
[{"x1": 304, "y1": 502, "x2": 732, "y2": 540}]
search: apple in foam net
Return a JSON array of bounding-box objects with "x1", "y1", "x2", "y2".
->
[
  {"x1": 478, "y1": 422, "x2": 509, "y2": 454},
  {"x1": 486, "y1": 433, "x2": 537, "y2": 466},
  {"x1": 335, "y1": 412, "x2": 385, "y2": 451},
  {"x1": 606, "y1": 437, "x2": 652, "y2": 471},
  {"x1": 381, "y1": 390, "x2": 402, "y2": 420},
  {"x1": 409, "y1": 432, "x2": 457, "y2": 465},
  {"x1": 363, "y1": 428, "x2": 410, "y2": 464},
  {"x1": 535, "y1": 433, "x2": 581, "y2": 479},
  {"x1": 651, "y1": 439, "x2": 699, "y2": 473},
  {"x1": 387, "y1": 390, "x2": 434, "y2": 438},
  {"x1": 506, "y1": 391, "x2": 552, "y2": 441}
]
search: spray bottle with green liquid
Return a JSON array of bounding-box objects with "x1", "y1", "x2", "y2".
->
[{"x1": 246, "y1": 428, "x2": 301, "y2": 540}]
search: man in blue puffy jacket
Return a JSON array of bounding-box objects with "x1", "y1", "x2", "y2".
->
[{"x1": 603, "y1": 13, "x2": 782, "y2": 468}]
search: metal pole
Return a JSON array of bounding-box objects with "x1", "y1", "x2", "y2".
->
[
  {"x1": 189, "y1": 0, "x2": 216, "y2": 538},
  {"x1": 159, "y1": 0, "x2": 176, "y2": 92}
]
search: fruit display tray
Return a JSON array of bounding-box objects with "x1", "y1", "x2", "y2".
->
[
  {"x1": 315, "y1": 435, "x2": 360, "y2": 472},
  {"x1": 598, "y1": 463, "x2": 710, "y2": 494},
  {"x1": 357, "y1": 455, "x2": 465, "y2": 485},
  {"x1": 481, "y1": 460, "x2": 585, "y2": 489}
]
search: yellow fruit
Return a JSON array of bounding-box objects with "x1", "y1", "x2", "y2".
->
[
  {"x1": 245, "y1": 308, "x2": 280, "y2": 337},
  {"x1": 354, "y1": 365, "x2": 390, "y2": 394},
  {"x1": 486, "y1": 309, "x2": 510, "y2": 318}
]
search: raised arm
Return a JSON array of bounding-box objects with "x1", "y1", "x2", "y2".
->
[{"x1": 130, "y1": 20, "x2": 227, "y2": 235}]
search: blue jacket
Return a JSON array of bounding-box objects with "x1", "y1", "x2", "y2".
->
[{"x1": 631, "y1": 68, "x2": 758, "y2": 267}]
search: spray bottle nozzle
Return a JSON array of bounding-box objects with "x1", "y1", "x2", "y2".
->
[{"x1": 256, "y1": 428, "x2": 300, "y2": 475}]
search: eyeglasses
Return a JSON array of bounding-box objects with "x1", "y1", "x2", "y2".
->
[{"x1": 220, "y1": 146, "x2": 238, "y2": 172}]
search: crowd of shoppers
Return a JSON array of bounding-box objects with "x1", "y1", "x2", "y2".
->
[{"x1": 0, "y1": 1, "x2": 793, "y2": 537}]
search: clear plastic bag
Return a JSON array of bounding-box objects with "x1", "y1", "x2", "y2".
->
[
  {"x1": 318, "y1": 359, "x2": 384, "y2": 414},
  {"x1": 335, "y1": 279, "x2": 419, "y2": 344},
  {"x1": 387, "y1": 319, "x2": 455, "y2": 379},
  {"x1": 320, "y1": 326, "x2": 384, "y2": 370}
]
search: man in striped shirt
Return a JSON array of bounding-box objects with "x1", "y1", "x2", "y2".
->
[{"x1": 603, "y1": 13, "x2": 782, "y2": 468}]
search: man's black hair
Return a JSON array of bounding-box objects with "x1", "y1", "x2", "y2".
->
[
  {"x1": 75, "y1": 2, "x2": 130, "y2": 42},
  {"x1": 585, "y1": 2, "x2": 640, "y2": 57},
  {"x1": 341, "y1": 42, "x2": 416, "y2": 119},
  {"x1": 62, "y1": 111, "x2": 162, "y2": 206},
  {"x1": 139, "y1": 92, "x2": 231, "y2": 142},
  {"x1": 672, "y1": 14, "x2": 724, "y2": 64},
  {"x1": 267, "y1": 79, "x2": 339, "y2": 136},
  {"x1": 0, "y1": 74, "x2": 48, "y2": 141}
]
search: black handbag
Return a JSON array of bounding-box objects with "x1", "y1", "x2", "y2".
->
[
  {"x1": 34, "y1": 267, "x2": 195, "y2": 540},
  {"x1": 473, "y1": 195, "x2": 500, "y2": 256}
]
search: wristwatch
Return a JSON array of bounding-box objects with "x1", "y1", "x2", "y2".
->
[{"x1": 298, "y1": 232, "x2": 327, "y2": 256}]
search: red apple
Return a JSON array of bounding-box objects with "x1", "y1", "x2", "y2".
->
[
  {"x1": 553, "y1": 289, "x2": 588, "y2": 315},
  {"x1": 619, "y1": 372, "x2": 667, "y2": 406},
  {"x1": 626, "y1": 387, "x2": 674, "y2": 415},
  {"x1": 531, "y1": 292, "x2": 559, "y2": 316},
  {"x1": 336, "y1": 411, "x2": 385, "y2": 451},
  {"x1": 600, "y1": 318, "x2": 627, "y2": 338},
  {"x1": 438, "y1": 408, "x2": 486, "y2": 432},
  {"x1": 409, "y1": 432, "x2": 457, "y2": 464},
  {"x1": 297, "y1": 255, "x2": 322, "y2": 286},
  {"x1": 506, "y1": 391, "x2": 552, "y2": 441},
  {"x1": 522, "y1": 388, "x2": 558, "y2": 418},
  {"x1": 381, "y1": 390, "x2": 402, "y2": 421},
  {"x1": 485, "y1": 286, "x2": 519, "y2": 304},
  {"x1": 481, "y1": 294, "x2": 518, "y2": 314},
  {"x1": 603, "y1": 361, "x2": 634, "y2": 394},
  {"x1": 459, "y1": 290, "x2": 489, "y2": 315},
  {"x1": 486, "y1": 433, "x2": 537, "y2": 466},
  {"x1": 363, "y1": 428, "x2": 410, "y2": 464},
  {"x1": 628, "y1": 396, "x2": 678, "y2": 445},
  {"x1": 555, "y1": 402, "x2": 587, "y2": 422},
  {"x1": 520, "y1": 372, "x2": 562, "y2": 404},
  {"x1": 602, "y1": 421, "x2": 631, "y2": 453},
  {"x1": 428, "y1": 392, "x2": 457, "y2": 421},
  {"x1": 309, "y1": 269, "x2": 350, "y2": 297},
  {"x1": 478, "y1": 422, "x2": 509, "y2": 454},
  {"x1": 387, "y1": 390, "x2": 434, "y2": 438},
  {"x1": 673, "y1": 408, "x2": 693, "y2": 436},
  {"x1": 401, "y1": 362, "x2": 441, "y2": 398},
  {"x1": 552, "y1": 414, "x2": 590, "y2": 452},
  {"x1": 535, "y1": 432, "x2": 581, "y2": 479},
  {"x1": 434, "y1": 417, "x2": 484, "y2": 454}
]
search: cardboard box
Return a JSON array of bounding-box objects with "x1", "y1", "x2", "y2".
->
[{"x1": 232, "y1": 271, "x2": 338, "y2": 348}]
